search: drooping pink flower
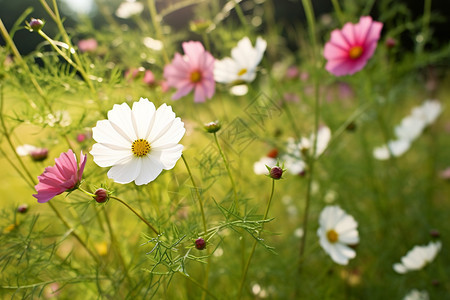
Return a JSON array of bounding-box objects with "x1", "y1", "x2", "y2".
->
[
  {"x1": 33, "y1": 149, "x2": 87, "y2": 203},
  {"x1": 164, "y1": 41, "x2": 215, "y2": 102},
  {"x1": 324, "y1": 16, "x2": 383, "y2": 76}
]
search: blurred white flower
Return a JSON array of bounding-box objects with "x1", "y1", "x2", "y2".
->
[
  {"x1": 90, "y1": 98, "x2": 185, "y2": 185},
  {"x1": 116, "y1": 0, "x2": 144, "y2": 19},
  {"x1": 403, "y1": 289, "x2": 429, "y2": 300},
  {"x1": 253, "y1": 156, "x2": 277, "y2": 175},
  {"x1": 394, "y1": 115, "x2": 426, "y2": 142},
  {"x1": 373, "y1": 139, "x2": 411, "y2": 160},
  {"x1": 16, "y1": 144, "x2": 37, "y2": 156},
  {"x1": 374, "y1": 100, "x2": 442, "y2": 160},
  {"x1": 393, "y1": 241, "x2": 441, "y2": 274},
  {"x1": 282, "y1": 126, "x2": 331, "y2": 175},
  {"x1": 412, "y1": 99, "x2": 442, "y2": 126},
  {"x1": 317, "y1": 205, "x2": 359, "y2": 265},
  {"x1": 214, "y1": 37, "x2": 267, "y2": 84}
]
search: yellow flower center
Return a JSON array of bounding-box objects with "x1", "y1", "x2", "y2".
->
[
  {"x1": 190, "y1": 70, "x2": 202, "y2": 83},
  {"x1": 131, "y1": 139, "x2": 150, "y2": 157},
  {"x1": 349, "y1": 46, "x2": 363, "y2": 59},
  {"x1": 326, "y1": 229, "x2": 339, "y2": 243},
  {"x1": 237, "y1": 68, "x2": 247, "y2": 76}
]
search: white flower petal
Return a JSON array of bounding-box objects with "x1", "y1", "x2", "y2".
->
[
  {"x1": 147, "y1": 104, "x2": 176, "y2": 143},
  {"x1": 150, "y1": 144, "x2": 183, "y2": 169},
  {"x1": 107, "y1": 158, "x2": 142, "y2": 184},
  {"x1": 150, "y1": 118, "x2": 185, "y2": 148},
  {"x1": 90, "y1": 143, "x2": 133, "y2": 167},
  {"x1": 131, "y1": 98, "x2": 156, "y2": 139},
  {"x1": 253, "y1": 157, "x2": 277, "y2": 175},
  {"x1": 107, "y1": 103, "x2": 138, "y2": 142},
  {"x1": 393, "y1": 263, "x2": 407, "y2": 274},
  {"x1": 134, "y1": 156, "x2": 164, "y2": 185},
  {"x1": 92, "y1": 120, "x2": 131, "y2": 149}
]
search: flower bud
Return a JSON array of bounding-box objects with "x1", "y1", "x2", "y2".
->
[
  {"x1": 189, "y1": 19, "x2": 213, "y2": 34},
  {"x1": 385, "y1": 37, "x2": 396, "y2": 49},
  {"x1": 195, "y1": 237, "x2": 206, "y2": 250},
  {"x1": 17, "y1": 204, "x2": 28, "y2": 214},
  {"x1": 94, "y1": 188, "x2": 109, "y2": 203},
  {"x1": 429, "y1": 229, "x2": 440, "y2": 238},
  {"x1": 29, "y1": 18, "x2": 44, "y2": 31},
  {"x1": 204, "y1": 121, "x2": 221, "y2": 133},
  {"x1": 269, "y1": 166, "x2": 283, "y2": 180},
  {"x1": 30, "y1": 148, "x2": 48, "y2": 161}
]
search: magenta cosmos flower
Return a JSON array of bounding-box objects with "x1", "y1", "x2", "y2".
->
[
  {"x1": 33, "y1": 149, "x2": 87, "y2": 203},
  {"x1": 324, "y1": 16, "x2": 383, "y2": 76},
  {"x1": 164, "y1": 41, "x2": 215, "y2": 102}
]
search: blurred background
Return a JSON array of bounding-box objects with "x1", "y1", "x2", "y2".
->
[{"x1": 1, "y1": 0, "x2": 449, "y2": 55}]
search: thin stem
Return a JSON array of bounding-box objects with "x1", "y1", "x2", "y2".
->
[
  {"x1": 102, "y1": 208, "x2": 133, "y2": 286},
  {"x1": 233, "y1": 0, "x2": 248, "y2": 32},
  {"x1": 48, "y1": 201, "x2": 100, "y2": 264},
  {"x1": 213, "y1": 132, "x2": 239, "y2": 213},
  {"x1": 419, "y1": 0, "x2": 432, "y2": 53},
  {"x1": 180, "y1": 154, "x2": 211, "y2": 300},
  {"x1": 330, "y1": 0, "x2": 345, "y2": 26},
  {"x1": 298, "y1": 0, "x2": 319, "y2": 273},
  {"x1": 181, "y1": 154, "x2": 207, "y2": 232},
  {"x1": 178, "y1": 271, "x2": 218, "y2": 300},
  {"x1": 110, "y1": 196, "x2": 159, "y2": 236},
  {"x1": 147, "y1": 0, "x2": 170, "y2": 64},
  {"x1": 0, "y1": 18, "x2": 46, "y2": 109},
  {"x1": 238, "y1": 179, "x2": 276, "y2": 299}
]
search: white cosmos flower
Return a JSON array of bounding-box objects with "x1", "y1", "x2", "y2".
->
[
  {"x1": 394, "y1": 115, "x2": 426, "y2": 142},
  {"x1": 90, "y1": 98, "x2": 185, "y2": 185},
  {"x1": 317, "y1": 205, "x2": 359, "y2": 265},
  {"x1": 373, "y1": 139, "x2": 411, "y2": 160},
  {"x1": 393, "y1": 241, "x2": 442, "y2": 274},
  {"x1": 282, "y1": 126, "x2": 331, "y2": 175},
  {"x1": 116, "y1": 0, "x2": 144, "y2": 19},
  {"x1": 412, "y1": 99, "x2": 442, "y2": 126},
  {"x1": 253, "y1": 156, "x2": 277, "y2": 175},
  {"x1": 214, "y1": 37, "x2": 267, "y2": 84},
  {"x1": 403, "y1": 289, "x2": 429, "y2": 300}
]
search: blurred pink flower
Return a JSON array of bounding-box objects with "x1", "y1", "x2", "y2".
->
[
  {"x1": 160, "y1": 80, "x2": 170, "y2": 92},
  {"x1": 33, "y1": 149, "x2": 87, "y2": 203},
  {"x1": 285, "y1": 66, "x2": 299, "y2": 79},
  {"x1": 143, "y1": 70, "x2": 155, "y2": 85},
  {"x1": 164, "y1": 41, "x2": 215, "y2": 102},
  {"x1": 324, "y1": 16, "x2": 383, "y2": 76},
  {"x1": 78, "y1": 38, "x2": 98, "y2": 53}
]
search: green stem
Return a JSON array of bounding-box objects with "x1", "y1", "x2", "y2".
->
[
  {"x1": 147, "y1": 0, "x2": 170, "y2": 64},
  {"x1": 213, "y1": 132, "x2": 239, "y2": 213},
  {"x1": 298, "y1": 0, "x2": 319, "y2": 273},
  {"x1": 233, "y1": 0, "x2": 248, "y2": 32},
  {"x1": 181, "y1": 154, "x2": 207, "y2": 232},
  {"x1": 0, "y1": 18, "x2": 46, "y2": 109},
  {"x1": 419, "y1": 0, "x2": 432, "y2": 53},
  {"x1": 331, "y1": 0, "x2": 345, "y2": 26},
  {"x1": 180, "y1": 154, "x2": 211, "y2": 300},
  {"x1": 178, "y1": 271, "x2": 218, "y2": 300},
  {"x1": 48, "y1": 201, "x2": 100, "y2": 264},
  {"x1": 102, "y1": 208, "x2": 133, "y2": 286},
  {"x1": 238, "y1": 179, "x2": 276, "y2": 299},
  {"x1": 111, "y1": 196, "x2": 159, "y2": 236}
]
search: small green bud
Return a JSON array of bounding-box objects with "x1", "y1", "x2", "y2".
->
[{"x1": 204, "y1": 121, "x2": 221, "y2": 133}]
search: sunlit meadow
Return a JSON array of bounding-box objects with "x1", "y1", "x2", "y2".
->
[{"x1": 0, "y1": 0, "x2": 449, "y2": 299}]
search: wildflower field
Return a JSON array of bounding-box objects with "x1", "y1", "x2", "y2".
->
[{"x1": 1, "y1": 0, "x2": 449, "y2": 299}]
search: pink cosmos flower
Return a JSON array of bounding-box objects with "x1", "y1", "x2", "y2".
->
[
  {"x1": 164, "y1": 41, "x2": 215, "y2": 102},
  {"x1": 324, "y1": 16, "x2": 383, "y2": 76},
  {"x1": 33, "y1": 149, "x2": 87, "y2": 203}
]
